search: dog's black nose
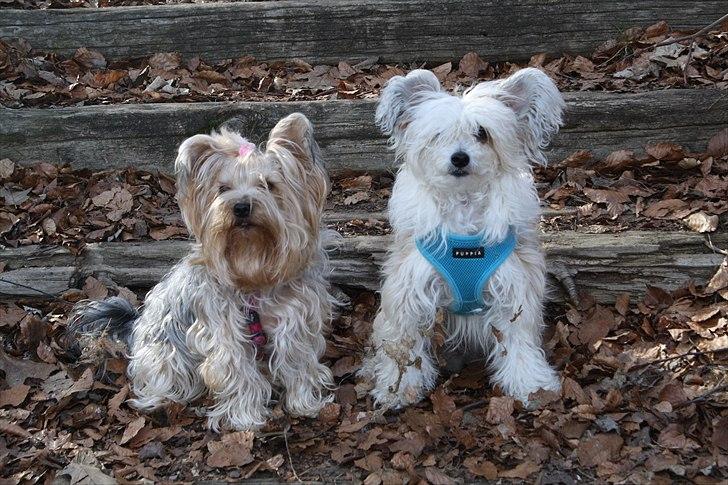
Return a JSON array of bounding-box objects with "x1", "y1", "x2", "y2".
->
[
  {"x1": 451, "y1": 151, "x2": 470, "y2": 168},
  {"x1": 233, "y1": 201, "x2": 251, "y2": 219}
]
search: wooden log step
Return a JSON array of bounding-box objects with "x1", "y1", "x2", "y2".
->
[
  {"x1": 1, "y1": 231, "x2": 725, "y2": 303},
  {"x1": 1, "y1": 1, "x2": 724, "y2": 64},
  {"x1": 2, "y1": 90, "x2": 726, "y2": 174}
]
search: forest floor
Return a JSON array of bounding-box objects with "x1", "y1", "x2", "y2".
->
[{"x1": 1, "y1": 21, "x2": 728, "y2": 484}]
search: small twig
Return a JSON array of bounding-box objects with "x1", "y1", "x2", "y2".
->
[
  {"x1": 0, "y1": 277, "x2": 64, "y2": 301},
  {"x1": 282, "y1": 423, "x2": 302, "y2": 483},
  {"x1": 596, "y1": 45, "x2": 629, "y2": 67},
  {"x1": 674, "y1": 382, "x2": 728, "y2": 409},
  {"x1": 708, "y1": 92, "x2": 728, "y2": 110},
  {"x1": 617, "y1": 13, "x2": 728, "y2": 64},
  {"x1": 647, "y1": 13, "x2": 728, "y2": 51},
  {"x1": 629, "y1": 348, "x2": 728, "y2": 372},
  {"x1": 459, "y1": 398, "x2": 488, "y2": 413},
  {"x1": 705, "y1": 235, "x2": 728, "y2": 256}
]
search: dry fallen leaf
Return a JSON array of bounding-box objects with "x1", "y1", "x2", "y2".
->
[
  {"x1": 425, "y1": 467, "x2": 456, "y2": 485},
  {"x1": 575, "y1": 304, "x2": 616, "y2": 346},
  {"x1": 83, "y1": 276, "x2": 108, "y2": 300},
  {"x1": 577, "y1": 433, "x2": 624, "y2": 467},
  {"x1": 0, "y1": 349, "x2": 56, "y2": 386},
  {"x1": 73, "y1": 47, "x2": 107, "y2": 69},
  {"x1": 642, "y1": 199, "x2": 689, "y2": 219},
  {"x1": 0, "y1": 384, "x2": 30, "y2": 407},
  {"x1": 707, "y1": 128, "x2": 728, "y2": 157},
  {"x1": 499, "y1": 460, "x2": 541, "y2": 479},
  {"x1": 459, "y1": 52, "x2": 488, "y2": 78},
  {"x1": 431, "y1": 62, "x2": 452, "y2": 82},
  {"x1": 340, "y1": 175, "x2": 372, "y2": 192},
  {"x1": 683, "y1": 211, "x2": 718, "y2": 233},
  {"x1": 646, "y1": 142, "x2": 684, "y2": 161},
  {"x1": 706, "y1": 258, "x2": 728, "y2": 294},
  {"x1": 148, "y1": 52, "x2": 182, "y2": 70},
  {"x1": 119, "y1": 416, "x2": 146, "y2": 445},
  {"x1": 343, "y1": 191, "x2": 370, "y2": 206},
  {"x1": 485, "y1": 396, "x2": 515, "y2": 424},
  {"x1": 207, "y1": 431, "x2": 255, "y2": 467},
  {"x1": 0, "y1": 159, "x2": 14, "y2": 180},
  {"x1": 713, "y1": 416, "x2": 728, "y2": 450},
  {"x1": 464, "y1": 456, "x2": 498, "y2": 479}
]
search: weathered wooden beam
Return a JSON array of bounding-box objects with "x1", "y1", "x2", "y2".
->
[
  {"x1": 2, "y1": 90, "x2": 726, "y2": 174},
  {"x1": 0, "y1": 1, "x2": 724, "y2": 63},
  {"x1": 1, "y1": 231, "x2": 725, "y2": 303},
  {"x1": 0, "y1": 245, "x2": 79, "y2": 297}
]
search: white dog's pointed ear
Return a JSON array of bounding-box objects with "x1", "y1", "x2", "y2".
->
[
  {"x1": 496, "y1": 68, "x2": 565, "y2": 164},
  {"x1": 267, "y1": 112, "x2": 322, "y2": 167},
  {"x1": 375, "y1": 69, "x2": 442, "y2": 136}
]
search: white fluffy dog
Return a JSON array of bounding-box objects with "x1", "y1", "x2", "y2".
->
[
  {"x1": 360, "y1": 68, "x2": 564, "y2": 407},
  {"x1": 71, "y1": 113, "x2": 335, "y2": 430}
]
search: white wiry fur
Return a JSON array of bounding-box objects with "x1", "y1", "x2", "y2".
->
[
  {"x1": 71, "y1": 113, "x2": 335, "y2": 431},
  {"x1": 359, "y1": 68, "x2": 564, "y2": 407}
]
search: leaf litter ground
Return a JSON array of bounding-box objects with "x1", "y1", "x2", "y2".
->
[
  {"x1": 1, "y1": 270, "x2": 728, "y2": 482},
  {"x1": 1, "y1": 134, "x2": 727, "y2": 249},
  {"x1": 2, "y1": 21, "x2": 727, "y2": 108}
]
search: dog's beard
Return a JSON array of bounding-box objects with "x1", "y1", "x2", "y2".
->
[{"x1": 200, "y1": 200, "x2": 314, "y2": 291}]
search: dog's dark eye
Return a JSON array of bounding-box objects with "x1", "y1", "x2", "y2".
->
[
  {"x1": 266, "y1": 180, "x2": 276, "y2": 191},
  {"x1": 476, "y1": 127, "x2": 489, "y2": 143},
  {"x1": 218, "y1": 184, "x2": 231, "y2": 194}
]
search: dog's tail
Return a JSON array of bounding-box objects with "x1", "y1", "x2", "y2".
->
[{"x1": 69, "y1": 296, "x2": 139, "y2": 347}]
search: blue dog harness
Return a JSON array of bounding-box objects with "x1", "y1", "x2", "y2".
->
[{"x1": 415, "y1": 228, "x2": 517, "y2": 315}]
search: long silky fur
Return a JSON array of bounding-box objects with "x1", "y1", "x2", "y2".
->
[
  {"x1": 71, "y1": 113, "x2": 335, "y2": 431},
  {"x1": 68, "y1": 297, "x2": 139, "y2": 347},
  {"x1": 361, "y1": 68, "x2": 564, "y2": 408}
]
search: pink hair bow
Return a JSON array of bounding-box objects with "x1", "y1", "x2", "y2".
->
[{"x1": 238, "y1": 140, "x2": 256, "y2": 157}]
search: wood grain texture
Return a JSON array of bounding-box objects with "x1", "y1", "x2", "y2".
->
[
  {"x1": 0, "y1": 245, "x2": 79, "y2": 297},
  {"x1": 2, "y1": 90, "x2": 726, "y2": 174},
  {"x1": 1, "y1": 1, "x2": 724, "y2": 63},
  {"x1": 2, "y1": 231, "x2": 725, "y2": 303}
]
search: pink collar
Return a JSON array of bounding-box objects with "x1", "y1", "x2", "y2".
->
[{"x1": 244, "y1": 296, "x2": 267, "y2": 350}]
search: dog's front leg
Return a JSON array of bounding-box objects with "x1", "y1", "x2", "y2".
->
[
  {"x1": 486, "y1": 254, "x2": 560, "y2": 404},
  {"x1": 488, "y1": 303, "x2": 560, "y2": 404},
  {"x1": 266, "y1": 282, "x2": 335, "y2": 418},
  {"x1": 360, "y1": 249, "x2": 440, "y2": 408},
  {"x1": 192, "y1": 304, "x2": 272, "y2": 431}
]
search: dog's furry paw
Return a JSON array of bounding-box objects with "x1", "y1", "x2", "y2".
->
[
  {"x1": 364, "y1": 358, "x2": 430, "y2": 410},
  {"x1": 286, "y1": 392, "x2": 334, "y2": 418},
  {"x1": 510, "y1": 372, "x2": 561, "y2": 408}
]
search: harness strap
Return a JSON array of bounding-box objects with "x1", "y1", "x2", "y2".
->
[{"x1": 415, "y1": 228, "x2": 517, "y2": 315}]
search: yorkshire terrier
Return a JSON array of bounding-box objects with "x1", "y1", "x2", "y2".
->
[
  {"x1": 71, "y1": 113, "x2": 335, "y2": 430},
  {"x1": 360, "y1": 68, "x2": 564, "y2": 407}
]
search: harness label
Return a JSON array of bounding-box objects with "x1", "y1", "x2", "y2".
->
[{"x1": 452, "y1": 247, "x2": 485, "y2": 258}]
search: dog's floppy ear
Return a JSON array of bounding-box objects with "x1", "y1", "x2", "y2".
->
[
  {"x1": 266, "y1": 112, "x2": 322, "y2": 168},
  {"x1": 174, "y1": 132, "x2": 240, "y2": 236},
  {"x1": 495, "y1": 68, "x2": 565, "y2": 165},
  {"x1": 375, "y1": 69, "x2": 442, "y2": 137},
  {"x1": 175, "y1": 131, "x2": 240, "y2": 193}
]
